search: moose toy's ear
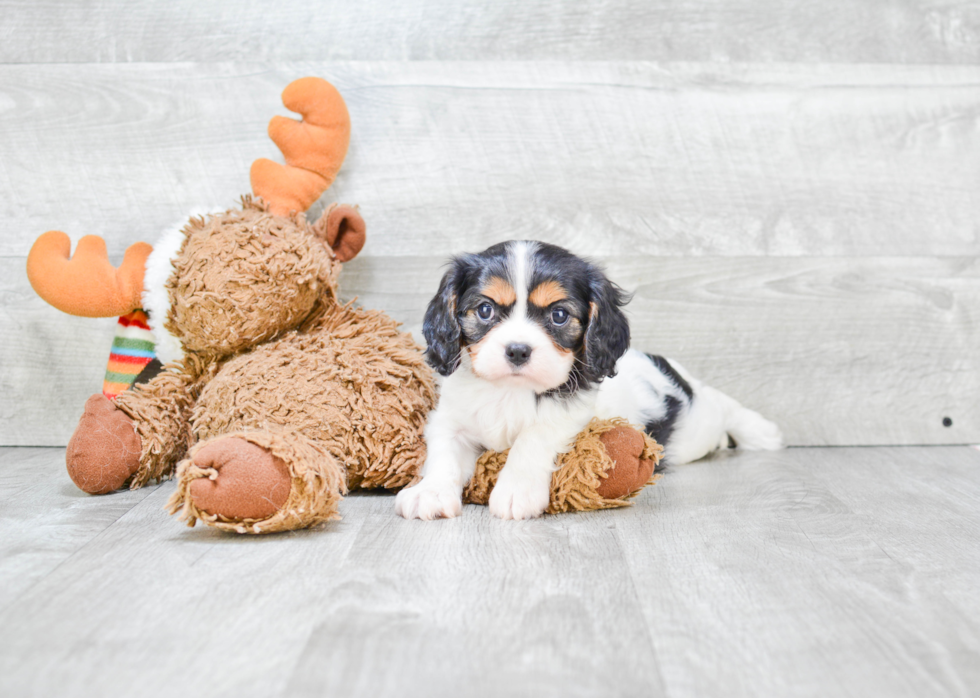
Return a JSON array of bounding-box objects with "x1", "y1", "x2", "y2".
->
[{"x1": 312, "y1": 204, "x2": 366, "y2": 262}]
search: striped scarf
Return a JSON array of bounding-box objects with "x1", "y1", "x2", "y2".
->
[{"x1": 103, "y1": 310, "x2": 157, "y2": 400}]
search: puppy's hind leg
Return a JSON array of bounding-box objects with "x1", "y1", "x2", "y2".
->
[
  {"x1": 718, "y1": 387, "x2": 784, "y2": 452},
  {"x1": 667, "y1": 383, "x2": 783, "y2": 465}
]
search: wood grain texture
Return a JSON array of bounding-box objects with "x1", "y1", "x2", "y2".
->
[
  {"x1": 0, "y1": 259, "x2": 115, "y2": 446},
  {"x1": 615, "y1": 446, "x2": 980, "y2": 698},
  {"x1": 801, "y1": 446, "x2": 980, "y2": 638},
  {"x1": 0, "y1": 447, "x2": 155, "y2": 614},
  {"x1": 1, "y1": 445, "x2": 978, "y2": 697},
  {"x1": 0, "y1": 0, "x2": 978, "y2": 64},
  {"x1": 3, "y1": 254, "x2": 976, "y2": 447},
  {"x1": 0, "y1": 62, "x2": 977, "y2": 258},
  {"x1": 284, "y1": 503, "x2": 665, "y2": 697}
]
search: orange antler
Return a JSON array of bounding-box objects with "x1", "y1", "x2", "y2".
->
[
  {"x1": 26, "y1": 231, "x2": 152, "y2": 317},
  {"x1": 250, "y1": 77, "x2": 351, "y2": 216}
]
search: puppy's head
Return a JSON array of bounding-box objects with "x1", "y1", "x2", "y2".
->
[{"x1": 423, "y1": 241, "x2": 630, "y2": 394}]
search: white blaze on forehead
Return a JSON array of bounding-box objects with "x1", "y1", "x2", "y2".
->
[
  {"x1": 471, "y1": 241, "x2": 572, "y2": 392},
  {"x1": 508, "y1": 240, "x2": 538, "y2": 320}
]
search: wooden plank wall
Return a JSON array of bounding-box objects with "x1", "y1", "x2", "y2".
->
[{"x1": 0, "y1": 1, "x2": 977, "y2": 447}]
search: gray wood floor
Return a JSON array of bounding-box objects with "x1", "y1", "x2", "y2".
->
[{"x1": 2, "y1": 445, "x2": 978, "y2": 698}]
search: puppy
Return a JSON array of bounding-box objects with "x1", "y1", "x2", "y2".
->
[{"x1": 395, "y1": 241, "x2": 783, "y2": 520}]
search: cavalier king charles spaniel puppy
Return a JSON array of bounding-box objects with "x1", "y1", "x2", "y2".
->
[{"x1": 396, "y1": 241, "x2": 783, "y2": 521}]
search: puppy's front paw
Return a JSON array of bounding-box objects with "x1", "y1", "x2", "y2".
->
[
  {"x1": 395, "y1": 479, "x2": 462, "y2": 521},
  {"x1": 488, "y1": 468, "x2": 551, "y2": 520}
]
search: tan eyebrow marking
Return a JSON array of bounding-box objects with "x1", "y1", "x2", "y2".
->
[
  {"x1": 482, "y1": 276, "x2": 516, "y2": 306},
  {"x1": 529, "y1": 280, "x2": 567, "y2": 308}
]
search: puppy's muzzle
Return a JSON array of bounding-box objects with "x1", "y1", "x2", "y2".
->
[{"x1": 505, "y1": 343, "x2": 532, "y2": 367}]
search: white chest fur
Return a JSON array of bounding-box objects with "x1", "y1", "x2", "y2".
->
[{"x1": 436, "y1": 363, "x2": 598, "y2": 454}]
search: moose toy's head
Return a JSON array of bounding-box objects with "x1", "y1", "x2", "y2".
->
[{"x1": 26, "y1": 77, "x2": 365, "y2": 365}]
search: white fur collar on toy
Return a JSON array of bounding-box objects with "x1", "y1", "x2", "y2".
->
[{"x1": 141, "y1": 209, "x2": 221, "y2": 365}]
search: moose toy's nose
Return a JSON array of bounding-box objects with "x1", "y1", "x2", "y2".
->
[{"x1": 505, "y1": 343, "x2": 532, "y2": 367}]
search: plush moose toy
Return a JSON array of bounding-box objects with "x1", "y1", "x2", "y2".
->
[
  {"x1": 25, "y1": 77, "x2": 660, "y2": 533},
  {"x1": 27, "y1": 78, "x2": 437, "y2": 533}
]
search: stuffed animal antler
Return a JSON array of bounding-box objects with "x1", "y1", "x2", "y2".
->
[
  {"x1": 26, "y1": 233, "x2": 152, "y2": 318},
  {"x1": 250, "y1": 76, "x2": 351, "y2": 217}
]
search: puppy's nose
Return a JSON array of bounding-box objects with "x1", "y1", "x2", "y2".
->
[{"x1": 505, "y1": 343, "x2": 532, "y2": 367}]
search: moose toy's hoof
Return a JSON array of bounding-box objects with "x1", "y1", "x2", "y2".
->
[
  {"x1": 596, "y1": 426, "x2": 657, "y2": 499},
  {"x1": 66, "y1": 394, "x2": 142, "y2": 494},
  {"x1": 188, "y1": 438, "x2": 292, "y2": 520}
]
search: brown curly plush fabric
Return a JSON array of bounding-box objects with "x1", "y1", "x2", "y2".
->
[
  {"x1": 114, "y1": 355, "x2": 210, "y2": 488},
  {"x1": 464, "y1": 418, "x2": 664, "y2": 513},
  {"x1": 51, "y1": 81, "x2": 438, "y2": 534},
  {"x1": 168, "y1": 429, "x2": 349, "y2": 534},
  {"x1": 164, "y1": 301, "x2": 435, "y2": 532},
  {"x1": 80, "y1": 198, "x2": 437, "y2": 533},
  {"x1": 164, "y1": 198, "x2": 340, "y2": 360}
]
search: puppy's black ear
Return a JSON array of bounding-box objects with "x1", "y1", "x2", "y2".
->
[
  {"x1": 423, "y1": 260, "x2": 465, "y2": 376},
  {"x1": 581, "y1": 268, "x2": 631, "y2": 384}
]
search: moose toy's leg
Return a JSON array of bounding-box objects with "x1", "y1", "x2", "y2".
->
[
  {"x1": 66, "y1": 367, "x2": 202, "y2": 495},
  {"x1": 167, "y1": 430, "x2": 347, "y2": 534},
  {"x1": 464, "y1": 420, "x2": 663, "y2": 513},
  {"x1": 66, "y1": 394, "x2": 142, "y2": 494},
  {"x1": 186, "y1": 438, "x2": 291, "y2": 520}
]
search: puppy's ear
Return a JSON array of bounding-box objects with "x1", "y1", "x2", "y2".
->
[
  {"x1": 423, "y1": 260, "x2": 466, "y2": 376},
  {"x1": 582, "y1": 268, "x2": 631, "y2": 383}
]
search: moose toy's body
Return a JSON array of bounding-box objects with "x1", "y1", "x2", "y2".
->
[{"x1": 79, "y1": 199, "x2": 435, "y2": 533}]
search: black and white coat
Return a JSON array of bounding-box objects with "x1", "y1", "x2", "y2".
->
[{"x1": 396, "y1": 241, "x2": 782, "y2": 520}]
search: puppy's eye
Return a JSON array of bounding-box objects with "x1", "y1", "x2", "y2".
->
[
  {"x1": 551, "y1": 307, "x2": 569, "y2": 326},
  {"x1": 477, "y1": 302, "x2": 495, "y2": 321}
]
